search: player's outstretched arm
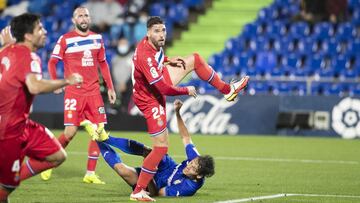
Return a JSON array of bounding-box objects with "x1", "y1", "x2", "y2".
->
[
  {"x1": 174, "y1": 99, "x2": 192, "y2": 146},
  {"x1": 25, "y1": 73, "x2": 83, "y2": 95}
]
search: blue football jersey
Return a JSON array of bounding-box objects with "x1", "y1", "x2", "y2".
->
[{"x1": 153, "y1": 144, "x2": 205, "y2": 196}]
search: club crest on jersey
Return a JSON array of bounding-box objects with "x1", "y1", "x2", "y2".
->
[
  {"x1": 67, "y1": 111, "x2": 73, "y2": 118},
  {"x1": 157, "y1": 118, "x2": 164, "y2": 127},
  {"x1": 98, "y1": 106, "x2": 105, "y2": 114},
  {"x1": 82, "y1": 49, "x2": 94, "y2": 66}
]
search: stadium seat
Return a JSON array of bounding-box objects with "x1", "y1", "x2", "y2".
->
[
  {"x1": 336, "y1": 22, "x2": 356, "y2": 42},
  {"x1": 297, "y1": 37, "x2": 317, "y2": 55},
  {"x1": 168, "y1": 3, "x2": 189, "y2": 26},
  {"x1": 320, "y1": 38, "x2": 340, "y2": 56},
  {"x1": 149, "y1": 3, "x2": 166, "y2": 18},
  {"x1": 348, "y1": 38, "x2": 360, "y2": 55},
  {"x1": 313, "y1": 22, "x2": 334, "y2": 40},
  {"x1": 265, "y1": 20, "x2": 287, "y2": 36},
  {"x1": 274, "y1": 36, "x2": 294, "y2": 54},
  {"x1": 289, "y1": 22, "x2": 310, "y2": 38},
  {"x1": 182, "y1": 0, "x2": 204, "y2": 10},
  {"x1": 332, "y1": 54, "x2": 350, "y2": 74}
]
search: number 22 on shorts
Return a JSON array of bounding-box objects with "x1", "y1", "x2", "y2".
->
[{"x1": 65, "y1": 98, "x2": 77, "y2": 111}]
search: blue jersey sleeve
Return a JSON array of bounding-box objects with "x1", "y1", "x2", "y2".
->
[
  {"x1": 185, "y1": 144, "x2": 200, "y2": 161},
  {"x1": 165, "y1": 179, "x2": 203, "y2": 197}
]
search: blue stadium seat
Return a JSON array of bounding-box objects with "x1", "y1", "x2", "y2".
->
[
  {"x1": 208, "y1": 53, "x2": 226, "y2": 71},
  {"x1": 336, "y1": 22, "x2": 356, "y2": 41},
  {"x1": 352, "y1": 84, "x2": 360, "y2": 95},
  {"x1": 290, "y1": 81, "x2": 307, "y2": 96},
  {"x1": 281, "y1": 53, "x2": 301, "y2": 68},
  {"x1": 249, "y1": 36, "x2": 270, "y2": 52},
  {"x1": 348, "y1": 0, "x2": 360, "y2": 9},
  {"x1": 255, "y1": 50, "x2": 277, "y2": 72},
  {"x1": 265, "y1": 20, "x2": 287, "y2": 36},
  {"x1": 297, "y1": 37, "x2": 317, "y2": 55},
  {"x1": 313, "y1": 22, "x2": 334, "y2": 40},
  {"x1": 232, "y1": 52, "x2": 255, "y2": 71},
  {"x1": 332, "y1": 54, "x2": 350, "y2": 74},
  {"x1": 289, "y1": 22, "x2": 310, "y2": 38},
  {"x1": 278, "y1": 82, "x2": 290, "y2": 95},
  {"x1": 168, "y1": 3, "x2": 189, "y2": 26},
  {"x1": 242, "y1": 23, "x2": 259, "y2": 38},
  {"x1": 306, "y1": 54, "x2": 324, "y2": 72},
  {"x1": 182, "y1": 0, "x2": 204, "y2": 9},
  {"x1": 274, "y1": 36, "x2": 294, "y2": 54},
  {"x1": 348, "y1": 38, "x2": 360, "y2": 55},
  {"x1": 165, "y1": 19, "x2": 174, "y2": 42},
  {"x1": 251, "y1": 81, "x2": 269, "y2": 95},
  {"x1": 225, "y1": 37, "x2": 245, "y2": 55},
  {"x1": 320, "y1": 38, "x2": 340, "y2": 56},
  {"x1": 352, "y1": 9, "x2": 360, "y2": 26},
  {"x1": 149, "y1": 3, "x2": 166, "y2": 18}
]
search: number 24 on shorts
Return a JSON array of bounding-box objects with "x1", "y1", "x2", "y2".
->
[{"x1": 152, "y1": 105, "x2": 165, "y2": 119}]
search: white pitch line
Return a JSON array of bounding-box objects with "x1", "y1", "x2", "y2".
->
[
  {"x1": 67, "y1": 151, "x2": 359, "y2": 165},
  {"x1": 214, "y1": 193, "x2": 360, "y2": 203},
  {"x1": 213, "y1": 193, "x2": 295, "y2": 203},
  {"x1": 289, "y1": 193, "x2": 360, "y2": 198}
]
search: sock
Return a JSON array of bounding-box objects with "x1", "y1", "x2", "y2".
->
[
  {"x1": 193, "y1": 53, "x2": 231, "y2": 94},
  {"x1": 105, "y1": 136, "x2": 145, "y2": 156},
  {"x1": 87, "y1": 140, "x2": 100, "y2": 173},
  {"x1": 0, "y1": 188, "x2": 9, "y2": 202},
  {"x1": 20, "y1": 159, "x2": 56, "y2": 181},
  {"x1": 58, "y1": 133, "x2": 72, "y2": 148},
  {"x1": 97, "y1": 141, "x2": 122, "y2": 168},
  {"x1": 133, "y1": 146, "x2": 168, "y2": 194}
]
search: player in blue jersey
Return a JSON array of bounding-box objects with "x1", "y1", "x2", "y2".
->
[{"x1": 82, "y1": 99, "x2": 214, "y2": 197}]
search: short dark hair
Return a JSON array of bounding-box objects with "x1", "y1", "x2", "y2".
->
[
  {"x1": 147, "y1": 16, "x2": 164, "y2": 29},
  {"x1": 197, "y1": 155, "x2": 215, "y2": 178},
  {"x1": 10, "y1": 13, "x2": 40, "y2": 42}
]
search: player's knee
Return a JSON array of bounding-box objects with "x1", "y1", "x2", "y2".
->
[
  {"x1": 0, "y1": 186, "x2": 12, "y2": 202},
  {"x1": 52, "y1": 149, "x2": 67, "y2": 166}
]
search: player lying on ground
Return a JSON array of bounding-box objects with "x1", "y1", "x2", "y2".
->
[{"x1": 81, "y1": 99, "x2": 215, "y2": 198}]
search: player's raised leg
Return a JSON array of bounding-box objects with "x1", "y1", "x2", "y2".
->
[{"x1": 166, "y1": 53, "x2": 249, "y2": 101}]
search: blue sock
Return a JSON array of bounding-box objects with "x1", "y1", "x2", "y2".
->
[
  {"x1": 97, "y1": 141, "x2": 121, "y2": 168},
  {"x1": 104, "y1": 136, "x2": 145, "y2": 156}
]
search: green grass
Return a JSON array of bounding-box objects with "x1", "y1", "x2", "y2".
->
[{"x1": 10, "y1": 131, "x2": 360, "y2": 202}]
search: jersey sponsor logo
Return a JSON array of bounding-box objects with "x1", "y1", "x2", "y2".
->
[
  {"x1": 82, "y1": 49, "x2": 94, "y2": 66},
  {"x1": 173, "y1": 180, "x2": 182, "y2": 185},
  {"x1": 150, "y1": 67, "x2": 159, "y2": 78},
  {"x1": 30, "y1": 60, "x2": 41, "y2": 73},
  {"x1": 53, "y1": 44, "x2": 61, "y2": 55},
  {"x1": 98, "y1": 106, "x2": 105, "y2": 114},
  {"x1": 1, "y1": 56, "x2": 10, "y2": 71}
]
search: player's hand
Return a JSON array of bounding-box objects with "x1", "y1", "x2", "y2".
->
[
  {"x1": 168, "y1": 57, "x2": 186, "y2": 70},
  {"x1": 108, "y1": 89, "x2": 116, "y2": 104},
  {"x1": 174, "y1": 99, "x2": 183, "y2": 112},
  {"x1": 0, "y1": 26, "x2": 15, "y2": 46},
  {"x1": 186, "y1": 86, "x2": 197, "y2": 98},
  {"x1": 66, "y1": 73, "x2": 83, "y2": 85},
  {"x1": 53, "y1": 88, "x2": 63, "y2": 94}
]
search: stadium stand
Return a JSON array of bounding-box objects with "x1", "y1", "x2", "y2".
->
[{"x1": 180, "y1": 0, "x2": 360, "y2": 96}]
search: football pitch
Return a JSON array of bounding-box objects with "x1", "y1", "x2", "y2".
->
[{"x1": 10, "y1": 131, "x2": 360, "y2": 203}]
